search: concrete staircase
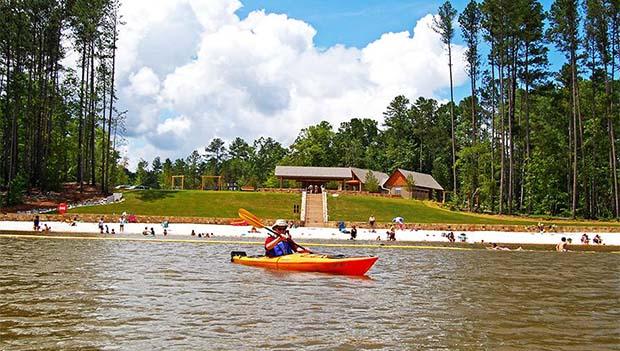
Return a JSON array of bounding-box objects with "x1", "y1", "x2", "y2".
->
[{"x1": 305, "y1": 193, "x2": 324, "y2": 227}]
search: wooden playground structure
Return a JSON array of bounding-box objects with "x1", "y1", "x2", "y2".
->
[{"x1": 171, "y1": 175, "x2": 223, "y2": 190}]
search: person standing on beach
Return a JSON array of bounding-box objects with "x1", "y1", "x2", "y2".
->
[
  {"x1": 369, "y1": 215, "x2": 376, "y2": 232},
  {"x1": 98, "y1": 217, "x2": 104, "y2": 233},
  {"x1": 119, "y1": 216, "x2": 125, "y2": 233},
  {"x1": 33, "y1": 215, "x2": 40, "y2": 231}
]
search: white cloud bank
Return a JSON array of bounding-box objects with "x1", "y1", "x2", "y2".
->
[{"x1": 111, "y1": 0, "x2": 467, "y2": 167}]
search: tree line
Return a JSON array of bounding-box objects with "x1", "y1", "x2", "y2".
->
[
  {"x1": 0, "y1": 0, "x2": 123, "y2": 205},
  {"x1": 431, "y1": 0, "x2": 619, "y2": 219}
]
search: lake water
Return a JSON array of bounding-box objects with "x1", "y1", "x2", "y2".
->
[{"x1": 1, "y1": 237, "x2": 618, "y2": 350}]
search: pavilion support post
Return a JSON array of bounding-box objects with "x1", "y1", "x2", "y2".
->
[{"x1": 279, "y1": 177, "x2": 283, "y2": 189}]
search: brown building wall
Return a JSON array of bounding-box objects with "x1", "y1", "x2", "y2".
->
[{"x1": 384, "y1": 170, "x2": 435, "y2": 200}]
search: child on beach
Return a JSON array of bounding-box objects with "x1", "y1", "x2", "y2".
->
[
  {"x1": 556, "y1": 237, "x2": 569, "y2": 252},
  {"x1": 387, "y1": 225, "x2": 396, "y2": 241},
  {"x1": 33, "y1": 215, "x2": 40, "y2": 231}
]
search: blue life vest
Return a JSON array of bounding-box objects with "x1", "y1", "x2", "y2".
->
[{"x1": 267, "y1": 240, "x2": 294, "y2": 257}]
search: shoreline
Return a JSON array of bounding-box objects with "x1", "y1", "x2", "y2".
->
[
  {"x1": 1, "y1": 220, "x2": 618, "y2": 252},
  {"x1": 2, "y1": 213, "x2": 620, "y2": 233}
]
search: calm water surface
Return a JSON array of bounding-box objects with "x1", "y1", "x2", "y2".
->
[{"x1": 0, "y1": 237, "x2": 618, "y2": 350}]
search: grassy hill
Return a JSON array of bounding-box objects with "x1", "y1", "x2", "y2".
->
[
  {"x1": 70, "y1": 190, "x2": 619, "y2": 227},
  {"x1": 328, "y1": 194, "x2": 620, "y2": 227},
  {"x1": 70, "y1": 190, "x2": 300, "y2": 219},
  {"x1": 328, "y1": 195, "x2": 533, "y2": 225}
]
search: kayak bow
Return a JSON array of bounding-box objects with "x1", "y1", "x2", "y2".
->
[{"x1": 231, "y1": 252, "x2": 378, "y2": 276}]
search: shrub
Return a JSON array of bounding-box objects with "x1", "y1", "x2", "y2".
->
[{"x1": 6, "y1": 173, "x2": 27, "y2": 206}]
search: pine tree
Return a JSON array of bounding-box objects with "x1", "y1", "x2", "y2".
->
[{"x1": 433, "y1": 1, "x2": 459, "y2": 196}]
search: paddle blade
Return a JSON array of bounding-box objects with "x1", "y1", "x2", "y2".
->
[{"x1": 238, "y1": 208, "x2": 265, "y2": 229}]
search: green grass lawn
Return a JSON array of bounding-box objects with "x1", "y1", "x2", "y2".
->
[
  {"x1": 328, "y1": 195, "x2": 534, "y2": 225},
  {"x1": 70, "y1": 190, "x2": 619, "y2": 227},
  {"x1": 70, "y1": 190, "x2": 300, "y2": 219},
  {"x1": 328, "y1": 195, "x2": 620, "y2": 226}
]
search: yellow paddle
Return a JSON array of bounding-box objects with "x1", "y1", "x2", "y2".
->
[{"x1": 238, "y1": 208, "x2": 311, "y2": 253}]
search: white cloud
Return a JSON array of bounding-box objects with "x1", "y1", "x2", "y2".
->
[
  {"x1": 105, "y1": 0, "x2": 467, "y2": 168},
  {"x1": 127, "y1": 67, "x2": 160, "y2": 97}
]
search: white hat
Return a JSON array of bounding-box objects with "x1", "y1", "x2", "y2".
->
[{"x1": 273, "y1": 219, "x2": 288, "y2": 227}]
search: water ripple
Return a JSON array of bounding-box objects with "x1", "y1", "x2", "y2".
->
[{"x1": 0, "y1": 238, "x2": 618, "y2": 350}]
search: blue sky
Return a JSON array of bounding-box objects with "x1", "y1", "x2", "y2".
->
[{"x1": 237, "y1": 0, "x2": 562, "y2": 101}]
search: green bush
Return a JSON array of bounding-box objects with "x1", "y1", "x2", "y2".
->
[{"x1": 6, "y1": 173, "x2": 27, "y2": 206}]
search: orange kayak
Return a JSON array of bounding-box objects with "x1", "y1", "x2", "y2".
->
[{"x1": 231, "y1": 252, "x2": 378, "y2": 276}]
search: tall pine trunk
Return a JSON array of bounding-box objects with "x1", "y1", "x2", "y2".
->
[
  {"x1": 570, "y1": 49, "x2": 578, "y2": 218},
  {"x1": 77, "y1": 41, "x2": 86, "y2": 192},
  {"x1": 89, "y1": 40, "x2": 96, "y2": 186},
  {"x1": 105, "y1": 16, "x2": 118, "y2": 194},
  {"x1": 448, "y1": 41, "x2": 457, "y2": 196}
]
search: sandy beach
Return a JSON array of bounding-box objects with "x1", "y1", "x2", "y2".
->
[{"x1": 1, "y1": 220, "x2": 618, "y2": 246}]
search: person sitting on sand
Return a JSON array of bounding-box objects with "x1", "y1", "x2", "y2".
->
[
  {"x1": 111, "y1": 229, "x2": 116, "y2": 235},
  {"x1": 338, "y1": 221, "x2": 349, "y2": 234},
  {"x1": 556, "y1": 237, "x2": 569, "y2": 252},
  {"x1": 191, "y1": 230, "x2": 196, "y2": 236},
  {"x1": 593, "y1": 234, "x2": 602, "y2": 245},
  {"x1": 265, "y1": 219, "x2": 306, "y2": 257},
  {"x1": 43, "y1": 224, "x2": 51, "y2": 233},
  {"x1": 142, "y1": 227, "x2": 149, "y2": 236},
  {"x1": 581, "y1": 233, "x2": 590, "y2": 245},
  {"x1": 163, "y1": 229, "x2": 167, "y2": 236}
]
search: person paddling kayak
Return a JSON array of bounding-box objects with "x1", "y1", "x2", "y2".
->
[{"x1": 265, "y1": 219, "x2": 306, "y2": 257}]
